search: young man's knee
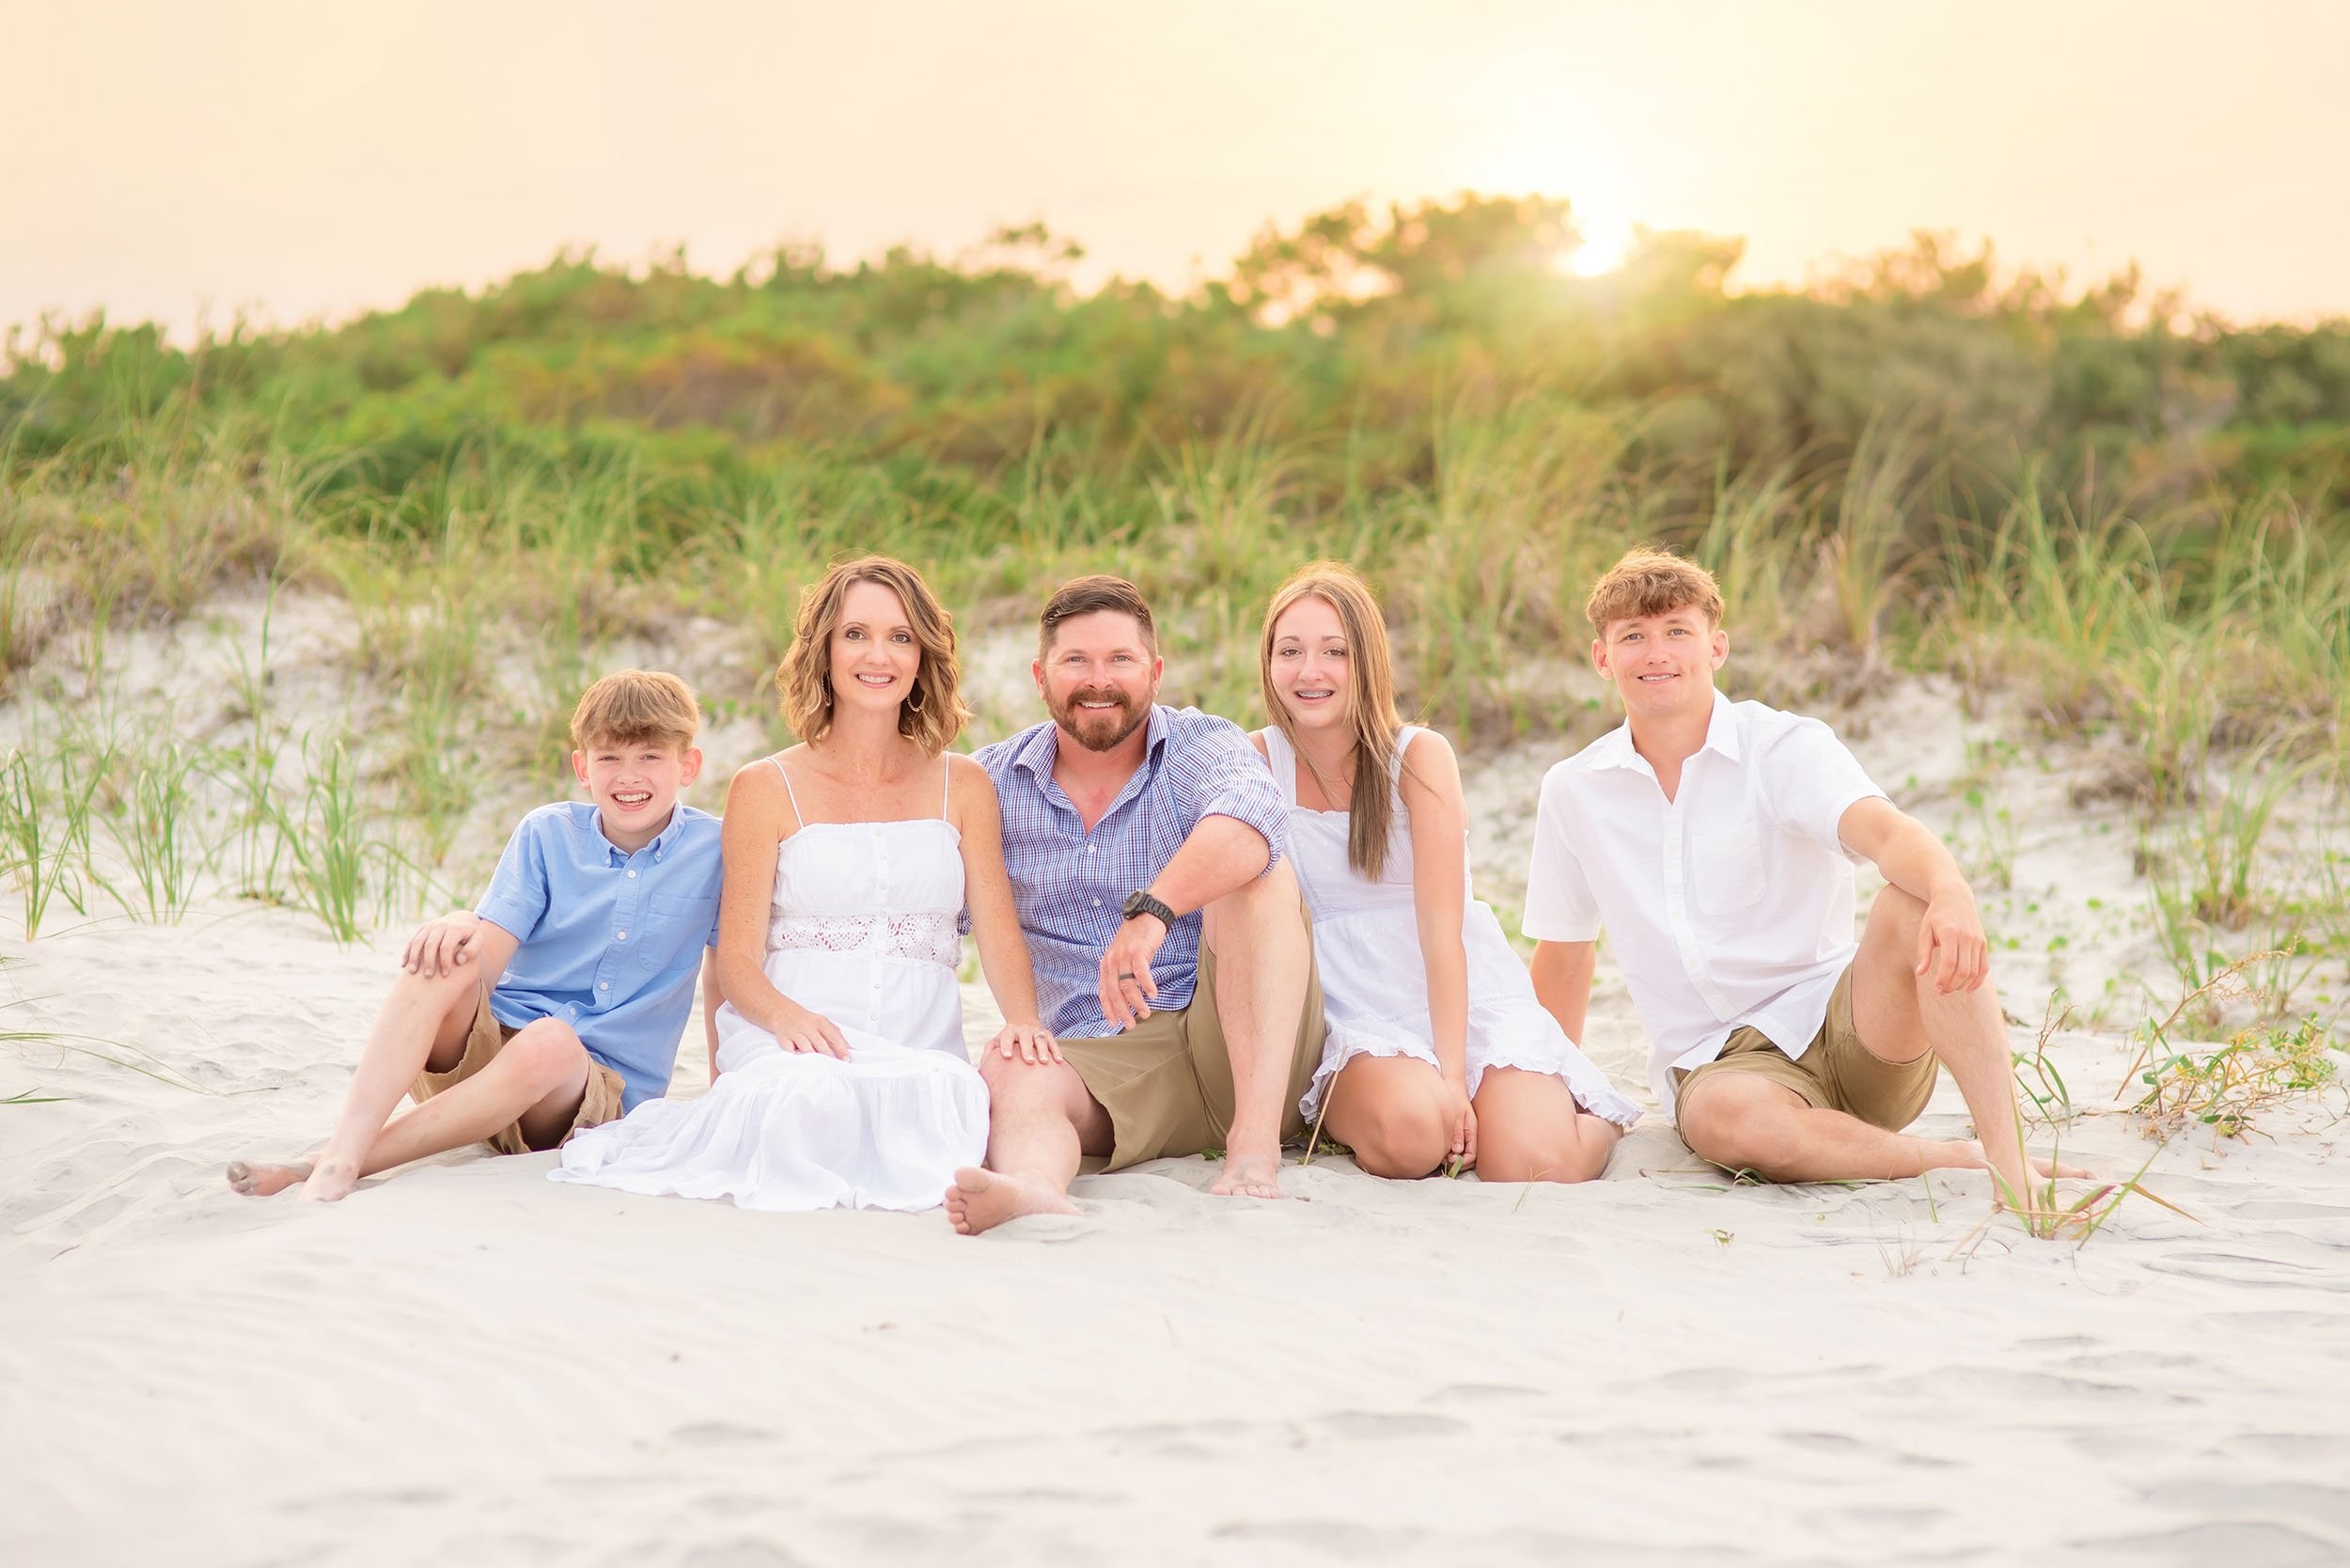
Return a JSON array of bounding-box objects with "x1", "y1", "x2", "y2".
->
[
  {"x1": 1865, "y1": 885, "x2": 1930, "y2": 949},
  {"x1": 1681, "y1": 1089, "x2": 1800, "y2": 1177}
]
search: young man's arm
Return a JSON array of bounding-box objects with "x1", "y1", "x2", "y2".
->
[
  {"x1": 1836, "y1": 796, "x2": 1988, "y2": 995},
  {"x1": 1530, "y1": 940, "x2": 1598, "y2": 1044}
]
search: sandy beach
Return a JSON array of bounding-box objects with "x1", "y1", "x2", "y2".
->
[{"x1": 4, "y1": 597, "x2": 2348, "y2": 1566}]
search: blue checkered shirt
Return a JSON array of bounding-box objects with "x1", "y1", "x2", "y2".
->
[{"x1": 977, "y1": 705, "x2": 1288, "y2": 1039}]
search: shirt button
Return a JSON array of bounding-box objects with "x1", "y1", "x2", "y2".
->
[
  {"x1": 1092, "y1": 898, "x2": 1102, "y2": 908},
  {"x1": 1087, "y1": 845, "x2": 1096, "y2": 855},
  {"x1": 627, "y1": 870, "x2": 637, "y2": 879},
  {"x1": 599, "y1": 981, "x2": 610, "y2": 991},
  {"x1": 616, "y1": 932, "x2": 627, "y2": 942}
]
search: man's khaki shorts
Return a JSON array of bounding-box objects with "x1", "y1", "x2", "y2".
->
[
  {"x1": 1058, "y1": 912, "x2": 1327, "y2": 1171},
  {"x1": 411, "y1": 990, "x2": 627, "y2": 1156},
  {"x1": 1671, "y1": 964, "x2": 1938, "y2": 1132}
]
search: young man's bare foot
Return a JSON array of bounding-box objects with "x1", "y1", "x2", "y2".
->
[
  {"x1": 295, "y1": 1157, "x2": 363, "y2": 1202},
  {"x1": 944, "y1": 1167, "x2": 1079, "y2": 1235},
  {"x1": 225, "y1": 1158, "x2": 314, "y2": 1198},
  {"x1": 1208, "y1": 1148, "x2": 1282, "y2": 1199}
]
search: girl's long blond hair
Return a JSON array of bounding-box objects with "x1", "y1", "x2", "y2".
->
[{"x1": 1259, "y1": 561, "x2": 1405, "y2": 880}]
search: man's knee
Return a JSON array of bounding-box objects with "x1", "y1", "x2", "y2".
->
[
  {"x1": 1864, "y1": 885, "x2": 1929, "y2": 952},
  {"x1": 1201, "y1": 857, "x2": 1301, "y2": 944},
  {"x1": 1679, "y1": 1082, "x2": 1802, "y2": 1176}
]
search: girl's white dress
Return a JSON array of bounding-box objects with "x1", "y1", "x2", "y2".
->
[
  {"x1": 1263, "y1": 726, "x2": 1641, "y2": 1129},
  {"x1": 552, "y1": 760, "x2": 988, "y2": 1212}
]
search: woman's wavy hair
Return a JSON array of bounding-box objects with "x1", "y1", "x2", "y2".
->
[
  {"x1": 776, "y1": 555, "x2": 969, "y2": 755},
  {"x1": 1259, "y1": 561, "x2": 1406, "y2": 881}
]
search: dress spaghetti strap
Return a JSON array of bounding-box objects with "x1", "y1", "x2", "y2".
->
[
  {"x1": 769, "y1": 755, "x2": 805, "y2": 831},
  {"x1": 940, "y1": 755, "x2": 953, "y2": 821},
  {"x1": 1389, "y1": 725, "x2": 1425, "y2": 784}
]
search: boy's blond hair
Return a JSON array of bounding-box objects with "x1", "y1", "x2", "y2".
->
[
  {"x1": 570, "y1": 669, "x2": 702, "y2": 752},
  {"x1": 1584, "y1": 548, "x2": 1726, "y2": 635}
]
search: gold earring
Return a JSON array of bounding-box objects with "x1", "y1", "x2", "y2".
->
[{"x1": 905, "y1": 681, "x2": 927, "y2": 715}]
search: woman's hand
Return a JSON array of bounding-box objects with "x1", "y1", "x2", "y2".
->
[
  {"x1": 1440, "y1": 1074, "x2": 1477, "y2": 1171},
  {"x1": 775, "y1": 1002, "x2": 851, "y2": 1058},
  {"x1": 989, "y1": 1020, "x2": 1062, "y2": 1065}
]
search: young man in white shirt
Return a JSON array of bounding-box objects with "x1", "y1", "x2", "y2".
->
[{"x1": 1523, "y1": 549, "x2": 2080, "y2": 1214}]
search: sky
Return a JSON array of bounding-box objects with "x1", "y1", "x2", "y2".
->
[{"x1": 7, "y1": 0, "x2": 2348, "y2": 338}]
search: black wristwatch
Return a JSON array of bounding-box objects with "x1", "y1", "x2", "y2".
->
[{"x1": 1120, "y1": 889, "x2": 1177, "y2": 926}]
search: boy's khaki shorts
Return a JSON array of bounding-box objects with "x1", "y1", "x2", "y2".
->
[
  {"x1": 411, "y1": 990, "x2": 627, "y2": 1156},
  {"x1": 1671, "y1": 964, "x2": 1938, "y2": 1132},
  {"x1": 1057, "y1": 908, "x2": 1327, "y2": 1172}
]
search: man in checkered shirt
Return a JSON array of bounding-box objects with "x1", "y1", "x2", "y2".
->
[{"x1": 946, "y1": 576, "x2": 1326, "y2": 1233}]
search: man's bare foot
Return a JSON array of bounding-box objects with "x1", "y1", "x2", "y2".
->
[
  {"x1": 295, "y1": 1158, "x2": 361, "y2": 1202},
  {"x1": 226, "y1": 1158, "x2": 315, "y2": 1198},
  {"x1": 944, "y1": 1167, "x2": 1078, "y2": 1235},
  {"x1": 1208, "y1": 1148, "x2": 1282, "y2": 1199}
]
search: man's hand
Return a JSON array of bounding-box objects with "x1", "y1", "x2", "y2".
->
[
  {"x1": 1914, "y1": 883, "x2": 1989, "y2": 994},
  {"x1": 403, "y1": 911, "x2": 483, "y2": 979},
  {"x1": 1098, "y1": 913, "x2": 1167, "y2": 1031},
  {"x1": 1440, "y1": 1074, "x2": 1478, "y2": 1170},
  {"x1": 990, "y1": 1020, "x2": 1063, "y2": 1065},
  {"x1": 775, "y1": 1002, "x2": 852, "y2": 1058}
]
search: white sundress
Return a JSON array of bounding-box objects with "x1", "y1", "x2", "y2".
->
[
  {"x1": 552, "y1": 759, "x2": 988, "y2": 1212},
  {"x1": 1263, "y1": 726, "x2": 1641, "y2": 1129}
]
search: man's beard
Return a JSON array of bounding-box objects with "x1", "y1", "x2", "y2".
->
[{"x1": 1050, "y1": 685, "x2": 1151, "y2": 752}]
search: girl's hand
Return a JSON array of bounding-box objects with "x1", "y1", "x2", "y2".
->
[
  {"x1": 990, "y1": 1021, "x2": 1062, "y2": 1065},
  {"x1": 776, "y1": 1003, "x2": 851, "y2": 1058},
  {"x1": 1441, "y1": 1074, "x2": 1477, "y2": 1171}
]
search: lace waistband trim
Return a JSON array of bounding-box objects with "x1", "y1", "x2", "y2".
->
[{"x1": 768, "y1": 911, "x2": 961, "y2": 968}]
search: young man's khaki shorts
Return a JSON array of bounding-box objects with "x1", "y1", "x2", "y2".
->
[
  {"x1": 410, "y1": 990, "x2": 627, "y2": 1156},
  {"x1": 1057, "y1": 908, "x2": 1327, "y2": 1171},
  {"x1": 1671, "y1": 964, "x2": 1938, "y2": 1132}
]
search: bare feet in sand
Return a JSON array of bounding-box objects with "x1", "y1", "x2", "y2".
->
[
  {"x1": 226, "y1": 1158, "x2": 315, "y2": 1198},
  {"x1": 294, "y1": 1157, "x2": 362, "y2": 1202},
  {"x1": 1208, "y1": 1148, "x2": 1282, "y2": 1200},
  {"x1": 944, "y1": 1167, "x2": 1078, "y2": 1235}
]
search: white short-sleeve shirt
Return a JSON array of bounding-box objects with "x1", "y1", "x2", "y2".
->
[{"x1": 1523, "y1": 690, "x2": 1888, "y2": 1120}]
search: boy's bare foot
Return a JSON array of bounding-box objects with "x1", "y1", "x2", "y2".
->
[
  {"x1": 226, "y1": 1158, "x2": 315, "y2": 1198},
  {"x1": 944, "y1": 1167, "x2": 1078, "y2": 1235},
  {"x1": 296, "y1": 1158, "x2": 362, "y2": 1202},
  {"x1": 1208, "y1": 1148, "x2": 1282, "y2": 1200}
]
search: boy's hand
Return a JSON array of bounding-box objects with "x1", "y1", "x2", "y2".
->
[
  {"x1": 776, "y1": 1003, "x2": 852, "y2": 1059},
  {"x1": 990, "y1": 1021, "x2": 1062, "y2": 1065},
  {"x1": 404, "y1": 911, "x2": 484, "y2": 979}
]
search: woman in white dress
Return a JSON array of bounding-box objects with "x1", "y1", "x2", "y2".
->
[
  {"x1": 554, "y1": 556, "x2": 1054, "y2": 1212},
  {"x1": 1252, "y1": 562, "x2": 1639, "y2": 1182}
]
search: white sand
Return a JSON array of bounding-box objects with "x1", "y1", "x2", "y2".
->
[{"x1": 4, "y1": 598, "x2": 2349, "y2": 1565}]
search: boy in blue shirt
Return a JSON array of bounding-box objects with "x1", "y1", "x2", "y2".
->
[{"x1": 227, "y1": 669, "x2": 724, "y2": 1201}]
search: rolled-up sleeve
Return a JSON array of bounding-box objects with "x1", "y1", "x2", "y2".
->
[
  {"x1": 1167, "y1": 713, "x2": 1288, "y2": 873},
  {"x1": 476, "y1": 809, "x2": 556, "y2": 942},
  {"x1": 1521, "y1": 764, "x2": 1602, "y2": 942}
]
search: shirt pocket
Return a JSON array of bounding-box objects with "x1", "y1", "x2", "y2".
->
[
  {"x1": 643, "y1": 892, "x2": 719, "y2": 967},
  {"x1": 1691, "y1": 815, "x2": 1767, "y2": 917}
]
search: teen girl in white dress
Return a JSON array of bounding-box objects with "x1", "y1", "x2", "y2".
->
[
  {"x1": 1252, "y1": 563, "x2": 1638, "y2": 1182},
  {"x1": 554, "y1": 557, "x2": 1054, "y2": 1212}
]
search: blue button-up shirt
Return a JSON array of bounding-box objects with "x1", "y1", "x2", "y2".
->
[
  {"x1": 476, "y1": 801, "x2": 723, "y2": 1110},
  {"x1": 977, "y1": 705, "x2": 1288, "y2": 1039}
]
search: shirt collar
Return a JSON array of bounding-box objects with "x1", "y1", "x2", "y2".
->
[
  {"x1": 1589, "y1": 689, "x2": 1740, "y2": 772},
  {"x1": 589, "y1": 800, "x2": 689, "y2": 864},
  {"x1": 1010, "y1": 704, "x2": 1171, "y2": 781}
]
